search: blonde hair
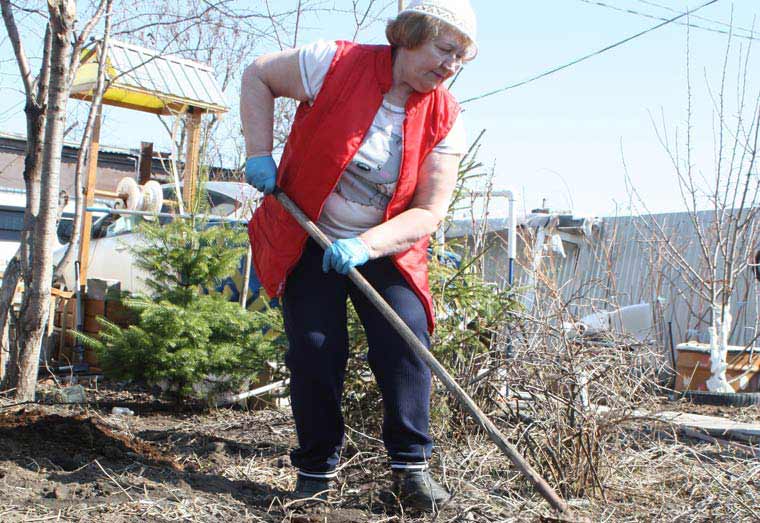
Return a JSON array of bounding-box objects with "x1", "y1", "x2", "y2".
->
[{"x1": 386, "y1": 12, "x2": 474, "y2": 56}]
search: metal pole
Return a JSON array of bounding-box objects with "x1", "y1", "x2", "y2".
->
[
  {"x1": 506, "y1": 190, "x2": 516, "y2": 286},
  {"x1": 72, "y1": 261, "x2": 88, "y2": 372},
  {"x1": 668, "y1": 321, "x2": 677, "y2": 389},
  {"x1": 240, "y1": 246, "x2": 252, "y2": 308},
  {"x1": 273, "y1": 188, "x2": 572, "y2": 517},
  {"x1": 84, "y1": 207, "x2": 248, "y2": 225}
]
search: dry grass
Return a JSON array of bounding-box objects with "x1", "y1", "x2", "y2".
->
[{"x1": 0, "y1": 385, "x2": 758, "y2": 522}]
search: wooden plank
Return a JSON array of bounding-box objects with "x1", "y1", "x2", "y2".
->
[
  {"x1": 47, "y1": 295, "x2": 57, "y2": 347},
  {"x1": 77, "y1": 110, "x2": 102, "y2": 289},
  {"x1": 594, "y1": 405, "x2": 760, "y2": 444},
  {"x1": 93, "y1": 189, "x2": 121, "y2": 199},
  {"x1": 651, "y1": 410, "x2": 760, "y2": 443},
  {"x1": 70, "y1": 92, "x2": 166, "y2": 115},
  {"x1": 182, "y1": 109, "x2": 202, "y2": 209},
  {"x1": 58, "y1": 298, "x2": 68, "y2": 358},
  {"x1": 51, "y1": 287, "x2": 75, "y2": 299},
  {"x1": 216, "y1": 378, "x2": 290, "y2": 407},
  {"x1": 680, "y1": 427, "x2": 759, "y2": 458}
]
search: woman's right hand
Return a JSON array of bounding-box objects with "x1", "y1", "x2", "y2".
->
[{"x1": 245, "y1": 155, "x2": 277, "y2": 194}]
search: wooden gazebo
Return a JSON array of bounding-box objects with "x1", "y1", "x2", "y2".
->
[{"x1": 69, "y1": 39, "x2": 228, "y2": 288}]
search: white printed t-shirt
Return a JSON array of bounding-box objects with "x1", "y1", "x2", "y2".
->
[{"x1": 298, "y1": 40, "x2": 466, "y2": 240}]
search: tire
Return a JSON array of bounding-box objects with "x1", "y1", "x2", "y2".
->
[{"x1": 681, "y1": 390, "x2": 760, "y2": 407}]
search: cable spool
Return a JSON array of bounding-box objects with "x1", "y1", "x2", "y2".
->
[
  {"x1": 115, "y1": 178, "x2": 164, "y2": 218},
  {"x1": 116, "y1": 177, "x2": 141, "y2": 211},
  {"x1": 141, "y1": 180, "x2": 164, "y2": 215}
]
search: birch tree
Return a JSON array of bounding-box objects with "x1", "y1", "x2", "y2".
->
[
  {"x1": 628, "y1": 30, "x2": 760, "y2": 393},
  {"x1": 0, "y1": 0, "x2": 108, "y2": 399}
]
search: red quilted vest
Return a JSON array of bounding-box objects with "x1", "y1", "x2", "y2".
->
[{"x1": 248, "y1": 40, "x2": 460, "y2": 333}]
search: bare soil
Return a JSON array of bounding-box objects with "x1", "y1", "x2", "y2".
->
[
  {"x1": 0, "y1": 381, "x2": 758, "y2": 522},
  {"x1": 0, "y1": 382, "x2": 412, "y2": 522}
]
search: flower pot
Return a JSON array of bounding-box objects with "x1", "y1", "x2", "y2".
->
[{"x1": 675, "y1": 342, "x2": 760, "y2": 392}]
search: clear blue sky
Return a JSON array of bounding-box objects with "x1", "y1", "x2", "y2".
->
[{"x1": 2, "y1": 1, "x2": 759, "y2": 218}]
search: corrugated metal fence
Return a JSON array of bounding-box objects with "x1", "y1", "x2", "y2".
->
[{"x1": 459, "y1": 210, "x2": 760, "y2": 349}]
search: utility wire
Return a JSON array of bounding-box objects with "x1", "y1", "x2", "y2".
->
[
  {"x1": 580, "y1": 0, "x2": 758, "y2": 41},
  {"x1": 460, "y1": 0, "x2": 720, "y2": 105},
  {"x1": 636, "y1": 0, "x2": 757, "y2": 35}
]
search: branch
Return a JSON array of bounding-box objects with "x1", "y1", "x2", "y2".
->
[
  {"x1": 68, "y1": 0, "x2": 108, "y2": 89},
  {"x1": 264, "y1": 0, "x2": 284, "y2": 50},
  {"x1": 34, "y1": 22, "x2": 52, "y2": 107},
  {"x1": 55, "y1": 0, "x2": 114, "y2": 280},
  {"x1": 351, "y1": 0, "x2": 378, "y2": 41},
  {"x1": 0, "y1": 0, "x2": 33, "y2": 97},
  {"x1": 292, "y1": 0, "x2": 301, "y2": 48}
]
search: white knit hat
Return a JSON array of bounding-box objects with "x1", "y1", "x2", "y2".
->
[{"x1": 400, "y1": 0, "x2": 477, "y2": 47}]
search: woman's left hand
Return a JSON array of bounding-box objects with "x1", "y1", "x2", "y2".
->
[{"x1": 322, "y1": 238, "x2": 370, "y2": 274}]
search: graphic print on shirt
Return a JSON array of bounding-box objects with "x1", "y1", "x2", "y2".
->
[
  {"x1": 317, "y1": 100, "x2": 407, "y2": 240},
  {"x1": 334, "y1": 123, "x2": 403, "y2": 212}
]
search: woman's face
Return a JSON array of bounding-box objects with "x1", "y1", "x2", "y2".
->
[{"x1": 399, "y1": 30, "x2": 470, "y2": 93}]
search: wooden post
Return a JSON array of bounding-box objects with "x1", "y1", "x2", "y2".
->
[
  {"x1": 77, "y1": 109, "x2": 102, "y2": 290},
  {"x1": 182, "y1": 108, "x2": 202, "y2": 210},
  {"x1": 138, "y1": 141, "x2": 153, "y2": 185},
  {"x1": 398, "y1": 0, "x2": 404, "y2": 12}
]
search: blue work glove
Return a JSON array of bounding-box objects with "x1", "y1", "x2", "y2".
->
[
  {"x1": 322, "y1": 238, "x2": 371, "y2": 274},
  {"x1": 245, "y1": 154, "x2": 277, "y2": 194}
]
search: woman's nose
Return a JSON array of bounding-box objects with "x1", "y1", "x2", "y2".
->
[{"x1": 442, "y1": 59, "x2": 461, "y2": 75}]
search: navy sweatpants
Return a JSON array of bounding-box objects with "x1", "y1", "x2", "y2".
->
[{"x1": 283, "y1": 239, "x2": 433, "y2": 478}]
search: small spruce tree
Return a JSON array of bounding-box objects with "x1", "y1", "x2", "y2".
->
[{"x1": 79, "y1": 212, "x2": 285, "y2": 402}]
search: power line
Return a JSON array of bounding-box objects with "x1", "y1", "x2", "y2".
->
[
  {"x1": 636, "y1": 0, "x2": 757, "y2": 36},
  {"x1": 460, "y1": 0, "x2": 720, "y2": 105},
  {"x1": 580, "y1": 0, "x2": 758, "y2": 41}
]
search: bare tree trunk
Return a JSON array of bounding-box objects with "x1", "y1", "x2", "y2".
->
[
  {"x1": 0, "y1": 257, "x2": 20, "y2": 384},
  {"x1": 13, "y1": 1, "x2": 76, "y2": 401},
  {"x1": 1, "y1": 94, "x2": 49, "y2": 388},
  {"x1": 0, "y1": 5, "x2": 51, "y2": 391}
]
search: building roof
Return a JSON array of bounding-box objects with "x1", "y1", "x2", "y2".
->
[
  {"x1": 0, "y1": 130, "x2": 141, "y2": 159},
  {"x1": 447, "y1": 213, "x2": 600, "y2": 239},
  {"x1": 71, "y1": 39, "x2": 228, "y2": 115}
]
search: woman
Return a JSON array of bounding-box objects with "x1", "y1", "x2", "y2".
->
[{"x1": 240, "y1": 0, "x2": 477, "y2": 511}]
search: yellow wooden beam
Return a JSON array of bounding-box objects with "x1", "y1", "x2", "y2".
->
[
  {"x1": 182, "y1": 108, "x2": 203, "y2": 209},
  {"x1": 50, "y1": 287, "x2": 75, "y2": 299},
  {"x1": 78, "y1": 110, "x2": 102, "y2": 290},
  {"x1": 93, "y1": 189, "x2": 121, "y2": 199}
]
